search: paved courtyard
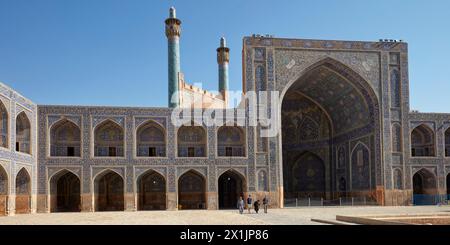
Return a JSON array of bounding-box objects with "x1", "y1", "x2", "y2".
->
[{"x1": 0, "y1": 206, "x2": 449, "y2": 225}]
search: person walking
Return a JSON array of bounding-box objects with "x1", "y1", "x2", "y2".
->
[
  {"x1": 237, "y1": 196, "x2": 245, "y2": 214},
  {"x1": 263, "y1": 195, "x2": 269, "y2": 213},
  {"x1": 246, "y1": 195, "x2": 253, "y2": 214},
  {"x1": 254, "y1": 200, "x2": 260, "y2": 214}
]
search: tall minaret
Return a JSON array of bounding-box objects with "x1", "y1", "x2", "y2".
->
[
  {"x1": 217, "y1": 37, "x2": 229, "y2": 106},
  {"x1": 165, "y1": 7, "x2": 181, "y2": 108}
]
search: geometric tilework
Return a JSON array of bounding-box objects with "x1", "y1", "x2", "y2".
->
[{"x1": 4, "y1": 32, "x2": 450, "y2": 211}]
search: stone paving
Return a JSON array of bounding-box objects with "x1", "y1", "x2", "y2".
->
[{"x1": 0, "y1": 206, "x2": 449, "y2": 225}]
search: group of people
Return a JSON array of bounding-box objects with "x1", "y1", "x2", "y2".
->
[{"x1": 237, "y1": 195, "x2": 269, "y2": 214}]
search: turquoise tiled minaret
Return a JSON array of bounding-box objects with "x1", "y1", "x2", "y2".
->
[
  {"x1": 217, "y1": 37, "x2": 229, "y2": 104},
  {"x1": 165, "y1": 7, "x2": 181, "y2": 108}
]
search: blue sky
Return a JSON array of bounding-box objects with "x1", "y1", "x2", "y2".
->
[{"x1": 1, "y1": 0, "x2": 450, "y2": 112}]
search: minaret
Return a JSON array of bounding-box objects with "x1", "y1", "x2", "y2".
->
[
  {"x1": 165, "y1": 7, "x2": 181, "y2": 108},
  {"x1": 217, "y1": 37, "x2": 229, "y2": 106}
]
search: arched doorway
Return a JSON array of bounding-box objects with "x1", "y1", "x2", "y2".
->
[
  {"x1": 177, "y1": 125, "x2": 207, "y2": 157},
  {"x1": 217, "y1": 126, "x2": 246, "y2": 157},
  {"x1": 15, "y1": 168, "x2": 31, "y2": 214},
  {"x1": 413, "y1": 169, "x2": 437, "y2": 205},
  {"x1": 218, "y1": 170, "x2": 246, "y2": 209},
  {"x1": 411, "y1": 124, "x2": 435, "y2": 157},
  {"x1": 178, "y1": 170, "x2": 206, "y2": 210},
  {"x1": 0, "y1": 100, "x2": 8, "y2": 148},
  {"x1": 16, "y1": 112, "x2": 31, "y2": 154},
  {"x1": 0, "y1": 166, "x2": 7, "y2": 216},
  {"x1": 445, "y1": 129, "x2": 450, "y2": 157},
  {"x1": 137, "y1": 170, "x2": 166, "y2": 210},
  {"x1": 50, "y1": 171, "x2": 81, "y2": 212},
  {"x1": 281, "y1": 59, "x2": 379, "y2": 204},
  {"x1": 50, "y1": 119, "x2": 81, "y2": 157},
  {"x1": 94, "y1": 120, "x2": 124, "y2": 157},
  {"x1": 351, "y1": 143, "x2": 371, "y2": 192},
  {"x1": 136, "y1": 121, "x2": 166, "y2": 157},
  {"x1": 94, "y1": 171, "x2": 124, "y2": 211}
]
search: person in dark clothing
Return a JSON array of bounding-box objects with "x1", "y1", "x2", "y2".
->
[
  {"x1": 246, "y1": 195, "x2": 253, "y2": 213},
  {"x1": 262, "y1": 196, "x2": 269, "y2": 213},
  {"x1": 254, "y1": 200, "x2": 260, "y2": 214}
]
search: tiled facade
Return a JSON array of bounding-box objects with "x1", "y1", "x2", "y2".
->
[
  {"x1": 241, "y1": 36, "x2": 447, "y2": 206},
  {"x1": 34, "y1": 105, "x2": 254, "y2": 212},
  {"x1": 0, "y1": 83, "x2": 38, "y2": 215},
  {"x1": 1, "y1": 10, "x2": 450, "y2": 216}
]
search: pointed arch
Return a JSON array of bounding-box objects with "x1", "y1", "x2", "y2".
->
[
  {"x1": 49, "y1": 168, "x2": 80, "y2": 181},
  {"x1": 279, "y1": 56, "x2": 380, "y2": 138},
  {"x1": 94, "y1": 119, "x2": 124, "y2": 157},
  {"x1": 217, "y1": 125, "x2": 246, "y2": 157},
  {"x1": 218, "y1": 169, "x2": 247, "y2": 209},
  {"x1": 94, "y1": 169, "x2": 124, "y2": 211},
  {"x1": 136, "y1": 168, "x2": 166, "y2": 181},
  {"x1": 49, "y1": 169, "x2": 80, "y2": 212},
  {"x1": 137, "y1": 169, "x2": 166, "y2": 210},
  {"x1": 15, "y1": 168, "x2": 31, "y2": 214},
  {"x1": 280, "y1": 57, "x2": 381, "y2": 204},
  {"x1": 16, "y1": 111, "x2": 31, "y2": 154},
  {"x1": 350, "y1": 142, "x2": 371, "y2": 191},
  {"x1": 413, "y1": 168, "x2": 437, "y2": 205},
  {"x1": 411, "y1": 124, "x2": 435, "y2": 157},
  {"x1": 0, "y1": 164, "x2": 7, "y2": 216},
  {"x1": 177, "y1": 170, "x2": 206, "y2": 209},
  {"x1": 177, "y1": 125, "x2": 207, "y2": 157},
  {"x1": 412, "y1": 168, "x2": 437, "y2": 194},
  {"x1": 93, "y1": 168, "x2": 124, "y2": 181},
  {"x1": 257, "y1": 169, "x2": 268, "y2": 192},
  {"x1": 0, "y1": 165, "x2": 7, "y2": 195},
  {"x1": 177, "y1": 168, "x2": 207, "y2": 180},
  {"x1": 136, "y1": 120, "x2": 166, "y2": 157},
  {"x1": 15, "y1": 167, "x2": 31, "y2": 194},
  {"x1": 50, "y1": 119, "x2": 81, "y2": 157},
  {"x1": 221, "y1": 168, "x2": 247, "y2": 185},
  {"x1": 350, "y1": 141, "x2": 370, "y2": 158},
  {"x1": 391, "y1": 123, "x2": 402, "y2": 152},
  {"x1": 280, "y1": 57, "x2": 379, "y2": 121},
  {"x1": 0, "y1": 100, "x2": 8, "y2": 148},
  {"x1": 444, "y1": 127, "x2": 450, "y2": 157}
]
